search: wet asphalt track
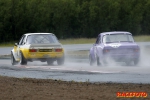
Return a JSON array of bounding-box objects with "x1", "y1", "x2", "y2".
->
[
  {"x1": 0, "y1": 58, "x2": 150, "y2": 83},
  {"x1": 0, "y1": 43, "x2": 150, "y2": 83}
]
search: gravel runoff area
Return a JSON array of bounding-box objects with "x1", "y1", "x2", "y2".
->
[{"x1": 0, "y1": 76, "x2": 149, "y2": 100}]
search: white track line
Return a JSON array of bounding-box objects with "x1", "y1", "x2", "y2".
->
[{"x1": 16, "y1": 65, "x2": 122, "y2": 73}]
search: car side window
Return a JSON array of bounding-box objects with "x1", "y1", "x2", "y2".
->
[
  {"x1": 18, "y1": 35, "x2": 26, "y2": 45},
  {"x1": 95, "y1": 36, "x2": 101, "y2": 44},
  {"x1": 21, "y1": 35, "x2": 26, "y2": 45}
]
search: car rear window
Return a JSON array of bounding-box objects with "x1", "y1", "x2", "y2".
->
[
  {"x1": 103, "y1": 34, "x2": 134, "y2": 43},
  {"x1": 26, "y1": 34, "x2": 59, "y2": 44}
]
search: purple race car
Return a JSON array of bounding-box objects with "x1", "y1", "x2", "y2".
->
[{"x1": 89, "y1": 31, "x2": 140, "y2": 66}]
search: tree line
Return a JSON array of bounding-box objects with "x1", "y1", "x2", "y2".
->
[{"x1": 0, "y1": 0, "x2": 150, "y2": 42}]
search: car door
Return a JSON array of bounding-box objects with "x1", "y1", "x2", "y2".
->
[{"x1": 16, "y1": 35, "x2": 26, "y2": 59}]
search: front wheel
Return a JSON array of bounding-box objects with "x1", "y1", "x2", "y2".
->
[
  {"x1": 57, "y1": 56, "x2": 65, "y2": 65},
  {"x1": 11, "y1": 52, "x2": 17, "y2": 65},
  {"x1": 89, "y1": 54, "x2": 94, "y2": 66},
  {"x1": 97, "y1": 56, "x2": 101, "y2": 66}
]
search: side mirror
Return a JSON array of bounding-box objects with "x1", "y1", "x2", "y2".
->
[{"x1": 14, "y1": 43, "x2": 18, "y2": 46}]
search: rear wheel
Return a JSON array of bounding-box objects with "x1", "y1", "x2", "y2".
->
[
  {"x1": 134, "y1": 59, "x2": 139, "y2": 66},
  {"x1": 102, "y1": 59, "x2": 108, "y2": 65},
  {"x1": 57, "y1": 56, "x2": 65, "y2": 65},
  {"x1": 125, "y1": 60, "x2": 131, "y2": 66},
  {"x1": 11, "y1": 52, "x2": 17, "y2": 65},
  {"x1": 19, "y1": 52, "x2": 27, "y2": 65},
  {"x1": 47, "y1": 59, "x2": 53, "y2": 65}
]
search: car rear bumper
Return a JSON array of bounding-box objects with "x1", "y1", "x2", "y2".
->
[
  {"x1": 103, "y1": 54, "x2": 140, "y2": 62},
  {"x1": 25, "y1": 52, "x2": 64, "y2": 59}
]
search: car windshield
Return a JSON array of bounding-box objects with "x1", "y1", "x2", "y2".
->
[
  {"x1": 103, "y1": 34, "x2": 134, "y2": 43},
  {"x1": 26, "y1": 34, "x2": 59, "y2": 44}
]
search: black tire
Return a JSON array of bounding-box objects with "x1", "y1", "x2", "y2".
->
[
  {"x1": 19, "y1": 52, "x2": 27, "y2": 65},
  {"x1": 97, "y1": 56, "x2": 101, "y2": 66},
  {"x1": 47, "y1": 59, "x2": 53, "y2": 65},
  {"x1": 57, "y1": 56, "x2": 65, "y2": 65},
  {"x1": 102, "y1": 59, "x2": 107, "y2": 65},
  {"x1": 11, "y1": 52, "x2": 17, "y2": 65},
  {"x1": 89, "y1": 54, "x2": 94, "y2": 66},
  {"x1": 125, "y1": 60, "x2": 131, "y2": 66}
]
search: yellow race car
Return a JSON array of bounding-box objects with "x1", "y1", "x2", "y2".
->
[{"x1": 11, "y1": 33, "x2": 65, "y2": 65}]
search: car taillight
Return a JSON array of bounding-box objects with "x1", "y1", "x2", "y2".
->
[
  {"x1": 29, "y1": 49, "x2": 37, "y2": 52},
  {"x1": 134, "y1": 48, "x2": 139, "y2": 52},
  {"x1": 55, "y1": 48, "x2": 62, "y2": 52}
]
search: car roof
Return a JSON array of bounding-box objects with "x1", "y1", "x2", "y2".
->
[
  {"x1": 24, "y1": 33, "x2": 54, "y2": 35},
  {"x1": 99, "y1": 31, "x2": 132, "y2": 36}
]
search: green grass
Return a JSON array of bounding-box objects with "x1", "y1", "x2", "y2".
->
[
  {"x1": 0, "y1": 41, "x2": 17, "y2": 47},
  {"x1": 133, "y1": 35, "x2": 150, "y2": 42},
  {"x1": 0, "y1": 35, "x2": 150, "y2": 47}
]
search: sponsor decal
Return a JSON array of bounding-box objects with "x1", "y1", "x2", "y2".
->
[
  {"x1": 109, "y1": 43, "x2": 121, "y2": 48},
  {"x1": 39, "y1": 49, "x2": 52, "y2": 52}
]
